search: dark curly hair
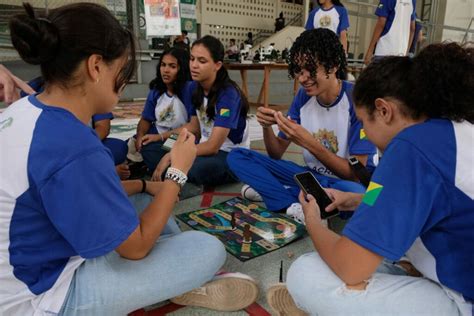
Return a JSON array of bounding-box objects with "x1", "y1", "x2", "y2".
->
[
  {"x1": 409, "y1": 42, "x2": 474, "y2": 123},
  {"x1": 317, "y1": 0, "x2": 344, "y2": 7},
  {"x1": 149, "y1": 47, "x2": 191, "y2": 99},
  {"x1": 288, "y1": 28, "x2": 347, "y2": 80},
  {"x1": 191, "y1": 35, "x2": 249, "y2": 120},
  {"x1": 352, "y1": 56, "x2": 414, "y2": 118},
  {"x1": 353, "y1": 43, "x2": 474, "y2": 123}
]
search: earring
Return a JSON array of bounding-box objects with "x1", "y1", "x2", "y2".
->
[{"x1": 96, "y1": 78, "x2": 100, "y2": 84}]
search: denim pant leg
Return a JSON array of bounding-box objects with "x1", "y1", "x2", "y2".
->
[
  {"x1": 59, "y1": 194, "x2": 226, "y2": 316},
  {"x1": 227, "y1": 148, "x2": 307, "y2": 211},
  {"x1": 187, "y1": 150, "x2": 237, "y2": 186},
  {"x1": 140, "y1": 141, "x2": 168, "y2": 171},
  {"x1": 287, "y1": 252, "x2": 462, "y2": 316}
]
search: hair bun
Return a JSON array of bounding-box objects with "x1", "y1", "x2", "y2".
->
[{"x1": 9, "y1": 3, "x2": 59, "y2": 65}]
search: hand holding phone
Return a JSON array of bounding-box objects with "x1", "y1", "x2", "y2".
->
[
  {"x1": 294, "y1": 172, "x2": 339, "y2": 220},
  {"x1": 162, "y1": 133, "x2": 178, "y2": 152}
]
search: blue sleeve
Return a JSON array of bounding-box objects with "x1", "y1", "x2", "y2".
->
[
  {"x1": 343, "y1": 139, "x2": 448, "y2": 261},
  {"x1": 375, "y1": 0, "x2": 393, "y2": 17},
  {"x1": 40, "y1": 149, "x2": 139, "y2": 259},
  {"x1": 21, "y1": 77, "x2": 44, "y2": 97},
  {"x1": 142, "y1": 89, "x2": 160, "y2": 122},
  {"x1": 336, "y1": 6, "x2": 350, "y2": 33},
  {"x1": 184, "y1": 81, "x2": 197, "y2": 117},
  {"x1": 305, "y1": 9, "x2": 316, "y2": 30},
  {"x1": 213, "y1": 86, "x2": 241, "y2": 129},
  {"x1": 411, "y1": 0, "x2": 416, "y2": 20},
  {"x1": 278, "y1": 88, "x2": 307, "y2": 139},
  {"x1": 92, "y1": 112, "x2": 114, "y2": 123}
]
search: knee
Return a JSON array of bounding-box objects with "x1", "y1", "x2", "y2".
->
[
  {"x1": 226, "y1": 148, "x2": 251, "y2": 166},
  {"x1": 287, "y1": 252, "x2": 328, "y2": 303},
  {"x1": 185, "y1": 231, "x2": 226, "y2": 270}
]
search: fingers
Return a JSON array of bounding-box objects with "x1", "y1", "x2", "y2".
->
[
  {"x1": 140, "y1": 135, "x2": 150, "y2": 146},
  {"x1": 177, "y1": 128, "x2": 188, "y2": 142},
  {"x1": 12, "y1": 73, "x2": 35, "y2": 95}
]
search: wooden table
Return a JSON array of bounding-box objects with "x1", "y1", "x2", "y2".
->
[{"x1": 225, "y1": 63, "x2": 298, "y2": 108}]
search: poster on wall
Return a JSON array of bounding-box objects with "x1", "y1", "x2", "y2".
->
[
  {"x1": 180, "y1": 0, "x2": 197, "y2": 43},
  {"x1": 144, "y1": 0, "x2": 182, "y2": 37}
]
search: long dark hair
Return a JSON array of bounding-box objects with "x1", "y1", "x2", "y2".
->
[
  {"x1": 289, "y1": 28, "x2": 347, "y2": 80},
  {"x1": 317, "y1": 0, "x2": 345, "y2": 7},
  {"x1": 9, "y1": 2, "x2": 135, "y2": 93},
  {"x1": 353, "y1": 43, "x2": 474, "y2": 123},
  {"x1": 149, "y1": 47, "x2": 191, "y2": 99},
  {"x1": 191, "y1": 35, "x2": 249, "y2": 120}
]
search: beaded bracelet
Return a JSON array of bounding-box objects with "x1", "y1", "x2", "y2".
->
[{"x1": 165, "y1": 167, "x2": 187, "y2": 188}]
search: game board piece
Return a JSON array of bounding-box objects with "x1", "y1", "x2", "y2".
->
[
  {"x1": 243, "y1": 224, "x2": 252, "y2": 243},
  {"x1": 231, "y1": 212, "x2": 236, "y2": 230}
]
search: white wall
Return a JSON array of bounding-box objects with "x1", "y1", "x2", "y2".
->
[{"x1": 442, "y1": 0, "x2": 474, "y2": 42}]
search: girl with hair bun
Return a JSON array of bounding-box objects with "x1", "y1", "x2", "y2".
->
[
  {"x1": 269, "y1": 42, "x2": 474, "y2": 316},
  {"x1": 1, "y1": 3, "x2": 257, "y2": 315}
]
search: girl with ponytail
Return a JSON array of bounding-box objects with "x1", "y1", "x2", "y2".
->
[{"x1": 152, "y1": 35, "x2": 250, "y2": 186}]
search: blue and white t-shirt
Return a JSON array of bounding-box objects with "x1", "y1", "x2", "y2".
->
[
  {"x1": 141, "y1": 82, "x2": 193, "y2": 134},
  {"x1": 0, "y1": 95, "x2": 139, "y2": 315},
  {"x1": 22, "y1": 77, "x2": 115, "y2": 130},
  {"x1": 279, "y1": 81, "x2": 377, "y2": 178},
  {"x1": 185, "y1": 81, "x2": 249, "y2": 152},
  {"x1": 305, "y1": 5, "x2": 350, "y2": 35},
  {"x1": 344, "y1": 119, "x2": 474, "y2": 315},
  {"x1": 374, "y1": 0, "x2": 416, "y2": 56}
]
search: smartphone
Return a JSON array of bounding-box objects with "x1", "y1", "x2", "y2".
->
[
  {"x1": 294, "y1": 172, "x2": 339, "y2": 220},
  {"x1": 348, "y1": 156, "x2": 372, "y2": 187},
  {"x1": 162, "y1": 134, "x2": 178, "y2": 152}
]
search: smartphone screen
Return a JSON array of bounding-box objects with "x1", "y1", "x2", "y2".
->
[
  {"x1": 162, "y1": 134, "x2": 178, "y2": 152},
  {"x1": 294, "y1": 172, "x2": 339, "y2": 220}
]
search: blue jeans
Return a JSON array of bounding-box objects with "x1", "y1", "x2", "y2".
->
[
  {"x1": 287, "y1": 252, "x2": 470, "y2": 315},
  {"x1": 59, "y1": 194, "x2": 226, "y2": 315},
  {"x1": 187, "y1": 150, "x2": 238, "y2": 186},
  {"x1": 140, "y1": 140, "x2": 168, "y2": 171},
  {"x1": 102, "y1": 138, "x2": 128, "y2": 165},
  {"x1": 227, "y1": 148, "x2": 365, "y2": 211}
]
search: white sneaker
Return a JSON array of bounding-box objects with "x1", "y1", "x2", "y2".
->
[
  {"x1": 286, "y1": 203, "x2": 305, "y2": 225},
  {"x1": 241, "y1": 184, "x2": 263, "y2": 202}
]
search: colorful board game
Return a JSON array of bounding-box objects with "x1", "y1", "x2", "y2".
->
[{"x1": 177, "y1": 197, "x2": 306, "y2": 261}]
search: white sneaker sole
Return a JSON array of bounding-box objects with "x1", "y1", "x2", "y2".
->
[{"x1": 170, "y1": 274, "x2": 259, "y2": 312}]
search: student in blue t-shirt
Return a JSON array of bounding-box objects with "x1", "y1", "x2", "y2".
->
[
  {"x1": 20, "y1": 76, "x2": 130, "y2": 179},
  {"x1": 305, "y1": 0, "x2": 349, "y2": 53},
  {"x1": 267, "y1": 43, "x2": 474, "y2": 315},
  {"x1": 364, "y1": 0, "x2": 416, "y2": 64},
  {"x1": 132, "y1": 47, "x2": 192, "y2": 172},
  {"x1": 152, "y1": 35, "x2": 250, "y2": 186},
  {"x1": 228, "y1": 29, "x2": 377, "y2": 214},
  {"x1": 0, "y1": 3, "x2": 258, "y2": 315}
]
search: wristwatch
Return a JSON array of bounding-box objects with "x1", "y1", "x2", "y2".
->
[{"x1": 348, "y1": 156, "x2": 372, "y2": 187}]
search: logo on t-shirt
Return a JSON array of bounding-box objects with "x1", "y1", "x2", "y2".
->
[
  {"x1": 360, "y1": 129, "x2": 368, "y2": 140},
  {"x1": 0, "y1": 117, "x2": 13, "y2": 132},
  {"x1": 378, "y1": 2, "x2": 384, "y2": 9},
  {"x1": 220, "y1": 108, "x2": 231, "y2": 117},
  {"x1": 319, "y1": 15, "x2": 332, "y2": 27},
  {"x1": 313, "y1": 128, "x2": 338, "y2": 153},
  {"x1": 362, "y1": 181, "x2": 383, "y2": 206},
  {"x1": 158, "y1": 103, "x2": 176, "y2": 123}
]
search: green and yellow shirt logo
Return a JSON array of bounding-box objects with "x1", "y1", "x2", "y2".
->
[
  {"x1": 220, "y1": 108, "x2": 230, "y2": 117},
  {"x1": 360, "y1": 129, "x2": 367, "y2": 140},
  {"x1": 362, "y1": 181, "x2": 383, "y2": 206}
]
